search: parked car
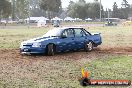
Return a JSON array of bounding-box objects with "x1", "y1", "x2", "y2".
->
[
  {"x1": 53, "y1": 20, "x2": 60, "y2": 27},
  {"x1": 20, "y1": 27, "x2": 102, "y2": 55},
  {"x1": 105, "y1": 21, "x2": 117, "y2": 26}
]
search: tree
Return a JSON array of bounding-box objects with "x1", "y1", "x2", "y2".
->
[
  {"x1": 30, "y1": 0, "x2": 40, "y2": 9},
  {"x1": 15, "y1": 0, "x2": 29, "y2": 19},
  {"x1": 79, "y1": 0, "x2": 86, "y2": 4},
  {"x1": 0, "y1": 0, "x2": 12, "y2": 20},
  {"x1": 67, "y1": 1, "x2": 87, "y2": 19},
  {"x1": 129, "y1": 4, "x2": 132, "y2": 17},
  {"x1": 122, "y1": 0, "x2": 129, "y2": 8},
  {"x1": 112, "y1": 2, "x2": 119, "y2": 18},
  {"x1": 29, "y1": 0, "x2": 46, "y2": 17},
  {"x1": 110, "y1": 0, "x2": 132, "y2": 19},
  {"x1": 67, "y1": 1, "x2": 75, "y2": 17},
  {"x1": 40, "y1": 0, "x2": 61, "y2": 19},
  {"x1": 121, "y1": 0, "x2": 130, "y2": 19},
  {"x1": 3, "y1": 1, "x2": 12, "y2": 18},
  {"x1": 88, "y1": 2, "x2": 101, "y2": 19},
  {"x1": 67, "y1": 1, "x2": 104, "y2": 19},
  {"x1": 94, "y1": 0, "x2": 98, "y2": 2},
  {"x1": 118, "y1": 8, "x2": 126, "y2": 19}
]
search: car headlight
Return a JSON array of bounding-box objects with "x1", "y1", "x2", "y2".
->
[
  {"x1": 32, "y1": 43, "x2": 42, "y2": 47},
  {"x1": 20, "y1": 43, "x2": 23, "y2": 48}
]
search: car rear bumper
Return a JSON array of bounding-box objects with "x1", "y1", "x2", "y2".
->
[{"x1": 94, "y1": 42, "x2": 102, "y2": 47}]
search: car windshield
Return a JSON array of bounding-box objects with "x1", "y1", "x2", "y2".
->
[{"x1": 43, "y1": 28, "x2": 63, "y2": 37}]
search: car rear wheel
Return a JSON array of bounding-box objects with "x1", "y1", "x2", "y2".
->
[
  {"x1": 47, "y1": 44, "x2": 55, "y2": 56},
  {"x1": 84, "y1": 41, "x2": 93, "y2": 52}
]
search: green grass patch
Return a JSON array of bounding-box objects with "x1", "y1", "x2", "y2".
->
[
  {"x1": 88, "y1": 56, "x2": 132, "y2": 80},
  {"x1": 0, "y1": 56, "x2": 132, "y2": 88}
]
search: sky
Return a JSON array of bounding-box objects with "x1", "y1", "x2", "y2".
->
[{"x1": 61, "y1": 0, "x2": 132, "y2": 9}]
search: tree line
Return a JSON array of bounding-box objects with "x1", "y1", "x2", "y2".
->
[
  {"x1": 112, "y1": 0, "x2": 132, "y2": 19},
  {"x1": 67, "y1": 0, "x2": 104, "y2": 20},
  {"x1": 0, "y1": 0, "x2": 132, "y2": 21},
  {"x1": 67, "y1": 0, "x2": 132, "y2": 20}
]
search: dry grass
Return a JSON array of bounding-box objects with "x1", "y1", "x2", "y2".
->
[
  {"x1": 88, "y1": 26, "x2": 132, "y2": 49},
  {"x1": 0, "y1": 25, "x2": 132, "y2": 49}
]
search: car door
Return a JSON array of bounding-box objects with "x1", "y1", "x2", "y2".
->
[
  {"x1": 73, "y1": 28, "x2": 87, "y2": 50},
  {"x1": 57, "y1": 28, "x2": 75, "y2": 52}
]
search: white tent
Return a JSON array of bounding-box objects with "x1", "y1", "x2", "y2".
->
[
  {"x1": 64, "y1": 17, "x2": 75, "y2": 22},
  {"x1": 51, "y1": 17, "x2": 63, "y2": 21},
  {"x1": 75, "y1": 18, "x2": 82, "y2": 21},
  {"x1": 40, "y1": 17, "x2": 49, "y2": 21},
  {"x1": 25, "y1": 17, "x2": 49, "y2": 23},
  {"x1": 85, "y1": 18, "x2": 92, "y2": 21},
  {"x1": 37, "y1": 20, "x2": 47, "y2": 27}
]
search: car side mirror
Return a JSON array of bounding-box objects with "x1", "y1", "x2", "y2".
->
[{"x1": 61, "y1": 35, "x2": 67, "y2": 38}]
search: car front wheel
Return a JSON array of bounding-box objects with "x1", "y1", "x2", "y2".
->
[
  {"x1": 84, "y1": 41, "x2": 93, "y2": 52},
  {"x1": 47, "y1": 44, "x2": 55, "y2": 56}
]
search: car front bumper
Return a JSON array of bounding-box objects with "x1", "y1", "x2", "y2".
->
[{"x1": 20, "y1": 47, "x2": 46, "y2": 54}]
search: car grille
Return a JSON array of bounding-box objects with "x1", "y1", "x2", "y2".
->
[{"x1": 23, "y1": 45, "x2": 32, "y2": 47}]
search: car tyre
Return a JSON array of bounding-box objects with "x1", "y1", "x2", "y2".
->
[
  {"x1": 84, "y1": 41, "x2": 93, "y2": 52},
  {"x1": 47, "y1": 44, "x2": 55, "y2": 56}
]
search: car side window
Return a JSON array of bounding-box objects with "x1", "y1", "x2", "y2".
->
[
  {"x1": 62, "y1": 29, "x2": 74, "y2": 38},
  {"x1": 74, "y1": 28, "x2": 86, "y2": 37}
]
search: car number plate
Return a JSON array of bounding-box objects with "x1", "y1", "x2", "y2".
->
[{"x1": 23, "y1": 49, "x2": 29, "y2": 52}]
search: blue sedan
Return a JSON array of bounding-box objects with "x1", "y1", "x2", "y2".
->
[{"x1": 20, "y1": 27, "x2": 102, "y2": 55}]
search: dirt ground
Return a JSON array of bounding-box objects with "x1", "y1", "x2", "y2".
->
[
  {"x1": 0, "y1": 46, "x2": 132, "y2": 61},
  {"x1": 0, "y1": 46, "x2": 132, "y2": 87}
]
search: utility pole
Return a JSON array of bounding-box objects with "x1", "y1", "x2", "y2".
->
[
  {"x1": 28, "y1": 0, "x2": 31, "y2": 28},
  {"x1": 108, "y1": 8, "x2": 110, "y2": 22},
  {"x1": 100, "y1": 0, "x2": 102, "y2": 21}
]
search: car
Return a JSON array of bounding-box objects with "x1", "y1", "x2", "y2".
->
[
  {"x1": 53, "y1": 20, "x2": 60, "y2": 27},
  {"x1": 105, "y1": 21, "x2": 117, "y2": 26},
  {"x1": 20, "y1": 27, "x2": 102, "y2": 55}
]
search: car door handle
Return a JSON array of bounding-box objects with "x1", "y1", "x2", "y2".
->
[{"x1": 72, "y1": 38, "x2": 74, "y2": 40}]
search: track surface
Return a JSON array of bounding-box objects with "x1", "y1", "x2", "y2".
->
[
  {"x1": 0, "y1": 47, "x2": 132, "y2": 61},
  {"x1": 0, "y1": 47, "x2": 131, "y2": 87}
]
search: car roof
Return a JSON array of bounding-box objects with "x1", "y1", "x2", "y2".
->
[{"x1": 57, "y1": 27, "x2": 83, "y2": 30}]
